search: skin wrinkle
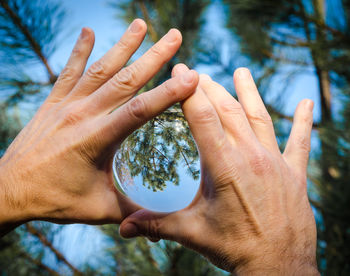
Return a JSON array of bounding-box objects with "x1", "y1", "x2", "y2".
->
[{"x1": 218, "y1": 154, "x2": 263, "y2": 236}]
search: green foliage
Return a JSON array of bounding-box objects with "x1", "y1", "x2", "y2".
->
[{"x1": 117, "y1": 108, "x2": 199, "y2": 191}]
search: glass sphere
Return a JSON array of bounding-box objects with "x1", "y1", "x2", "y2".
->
[{"x1": 112, "y1": 112, "x2": 200, "y2": 212}]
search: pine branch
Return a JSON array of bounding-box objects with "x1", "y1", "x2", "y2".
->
[
  {"x1": 21, "y1": 250, "x2": 60, "y2": 276},
  {"x1": 179, "y1": 148, "x2": 195, "y2": 176},
  {"x1": 0, "y1": 1, "x2": 57, "y2": 83},
  {"x1": 271, "y1": 31, "x2": 310, "y2": 46},
  {"x1": 153, "y1": 118, "x2": 197, "y2": 176},
  {"x1": 270, "y1": 37, "x2": 310, "y2": 48},
  {"x1": 294, "y1": 9, "x2": 350, "y2": 40},
  {"x1": 25, "y1": 223, "x2": 83, "y2": 276},
  {"x1": 137, "y1": 1, "x2": 158, "y2": 43},
  {"x1": 261, "y1": 48, "x2": 311, "y2": 66},
  {"x1": 151, "y1": 145, "x2": 170, "y2": 162}
]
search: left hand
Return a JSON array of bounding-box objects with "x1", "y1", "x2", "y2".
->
[{"x1": 0, "y1": 19, "x2": 199, "y2": 236}]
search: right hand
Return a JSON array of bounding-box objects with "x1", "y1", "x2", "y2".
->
[{"x1": 120, "y1": 65, "x2": 319, "y2": 275}]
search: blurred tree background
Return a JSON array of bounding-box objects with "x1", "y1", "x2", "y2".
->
[{"x1": 0, "y1": 0, "x2": 349, "y2": 275}]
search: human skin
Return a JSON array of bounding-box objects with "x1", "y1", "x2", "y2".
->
[
  {"x1": 0, "y1": 19, "x2": 199, "y2": 237},
  {"x1": 120, "y1": 65, "x2": 319, "y2": 275}
]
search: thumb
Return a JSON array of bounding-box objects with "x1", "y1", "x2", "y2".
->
[{"x1": 119, "y1": 209, "x2": 189, "y2": 242}]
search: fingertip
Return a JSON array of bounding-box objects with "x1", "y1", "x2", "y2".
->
[
  {"x1": 120, "y1": 222, "x2": 139, "y2": 239},
  {"x1": 199, "y1": 74, "x2": 212, "y2": 90},
  {"x1": 304, "y1": 99, "x2": 314, "y2": 112},
  {"x1": 168, "y1": 28, "x2": 182, "y2": 43},
  {"x1": 181, "y1": 69, "x2": 199, "y2": 86},
  {"x1": 80, "y1": 27, "x2": 95, "y2": 42},
  {"x1": 172, "y1": 63, "x2": 189, "y2": 77},
  {"x1": 134, "y1": 18, "x2": 147, "y2": 28},
  {"x1": 129, "y1": 18, "x2": 147, "y2": 34},
  {"x1": 199, "y1": 74, "x2": 212, "y2": 81},
  {"x1": 295, "y1": 99, "x2": 314, "y2": 117},
  {"x1": 234, "y1": 67, "x2": 251, "y2": 80}
]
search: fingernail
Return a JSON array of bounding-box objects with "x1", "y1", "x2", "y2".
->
[
  {"x1": 305, "y1": 99, "x2": 314, "y2": 111},
  {"x1": 129, "y1": 19, "x2": 142, "y2": 33},
  {"x1": 80, "y1": 27, "x2": 88, "y2": 39},
  {"x1": 122, "y1": 223, "x2": 138, "y2": 238},
  {"x1": 236, "y1": 67, "x2": 251, "y2": 79},
  {"x1": 182, "y1": 70, "x2": 194, "y2": 84},
  {"x1": 165, "y1": 29, "x2": 178, "y2": 43}
]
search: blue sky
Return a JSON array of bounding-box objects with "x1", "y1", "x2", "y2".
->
[{"x1": 36, "y1": 0, "x2": 322, "y2": 269}]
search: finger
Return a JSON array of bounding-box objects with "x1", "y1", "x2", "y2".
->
[
  {"x1": 100, "y1": 70, "x2": 198, "y2": 144},
  {"x1": 120, "y1": 209, "x2": 191, "y2": 243},
  {"x1": 283, "y1": 99, "x2": 314, "y2": 178},
  {"x1": 87, "y1": 28, "x2": 183, "y2": 114},
  {"x1": 171, "y1": 63, "x2": 189, "y2": 77},
  {"x1": 198, "y1": 74, "x2": 256, "y2": 148},
  {"x1": 49, "y1": 27, "x2": 95, "y2": 101},
  {"x1": 181, "y1": 81, "x2": 233, "y2": 170},
  {"x1": 69, "y1": 19, "x2": 147, "y2": 98},
  {"x1": 234, "y1": 68, "x2": 280, "y2": 153}
]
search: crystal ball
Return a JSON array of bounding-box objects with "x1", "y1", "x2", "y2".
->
[{"x1": 112, "y1": 114, "x2": 200, "y2": 212}]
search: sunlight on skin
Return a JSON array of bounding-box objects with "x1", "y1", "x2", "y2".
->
[{"x1": 0, "y1": 19, "x2": 199, "y2": 237}]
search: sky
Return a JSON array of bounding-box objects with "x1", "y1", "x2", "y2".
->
[{"x1": 31, "y1": 0, "x2": 321, "y2": 269}]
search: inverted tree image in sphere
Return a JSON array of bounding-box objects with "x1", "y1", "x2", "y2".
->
[{"x1": 112, "y1": 117, "x2": 200, "y2": 212}]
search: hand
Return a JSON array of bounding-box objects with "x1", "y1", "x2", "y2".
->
[
  {"x1": 0, "y1": 19, "x2": 199, "y2": 236},
  {"x1": 120, "y1": 65, "x2": 318, "y2": 275}
]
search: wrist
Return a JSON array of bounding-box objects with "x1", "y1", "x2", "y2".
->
[
  {"x1": 0, "y1": 162, "x2": 33, "y2": 236},
  {"x1": 234, "y1": 254, "x2": 319, "y2": 276}
]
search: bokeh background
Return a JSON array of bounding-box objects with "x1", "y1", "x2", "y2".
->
[{"x1": 1, "y1": 0, "x2": 350, "y2": 275}]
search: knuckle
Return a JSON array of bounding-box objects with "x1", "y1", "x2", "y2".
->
[
  {"x1": 62, "y1": 104, "x2": 83, "y2": 125},
  {"x1": 150, "y1": 45, "x2": 164, "y2": 59},
  {"x1": 219, "y1": 101, "x2": 243, "y2": 116},
  {"x1": 246, "y1": 109, "x2": 273, "y2": 126},
  {"x1": 193, "y1": 105, "x2": 217, "y2": 124},
  {"x1": 162, "y1": 80, "x2": 177, "y2": 99},
  {"x1": 294, "y1": 135, "x2": 311, "y2": 153},
  {"x1": 113, "y1": 66, "x2": 138, "y2": 90},
  {"x1": 249, "y1": 149, "x2": 273, "y2": 176},
  {"x1": 86, "y1": 60, "x2": 109, "y2": 80},
  {"x1": 127, "y1": 96, "x2": 148, "y2": 120},
  {"x1": 116, "y1": 38, "x2": 129, "y2": 51},
  {"x1": 71, "y1": 46, "x2": 83, "y2": 58},
  {"x1": 57, "y1": 65, "x2": 78, "y2": 83},
  {"x1": 300, "y1": 112, "x2": 313, "y2": 126}
]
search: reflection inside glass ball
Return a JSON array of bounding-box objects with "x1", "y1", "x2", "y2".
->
[{"x1": 112, "y1": 112, "x2": 200, "y2": 212}]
